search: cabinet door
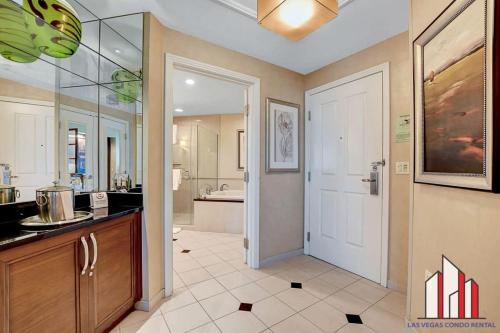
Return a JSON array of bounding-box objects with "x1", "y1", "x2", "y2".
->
[
  {"x1": 0, "y1": 230, "x2": 88, "y2": 333},
  {"x1": 88, "y1": 214, "x2": 139, "y2": 332}
]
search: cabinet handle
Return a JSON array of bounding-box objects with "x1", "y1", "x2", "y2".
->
[
  {"x1": 89, "y1": 233, "x2": 98, "y2": 276},
  {"x1": 80, "y1": 236, "x2": 89, "y2": 275}
]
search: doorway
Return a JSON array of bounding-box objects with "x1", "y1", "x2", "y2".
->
[
  {"x1": 304, "y1": 63, "x2": 390, "y2": 287},
  {"x1": 164, "y1": 55, "x2": 261, "y2": 296}
]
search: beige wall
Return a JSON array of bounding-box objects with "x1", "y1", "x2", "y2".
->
[
  {"x1": 408, "y1": 1, "x2": 500, "y2": 330},
  {"x1": 219, "y1": 114, "x2": 245, "y2": 183},
  {"x1": 304, "y1": 32, "x2": 412, "y2": 292}
]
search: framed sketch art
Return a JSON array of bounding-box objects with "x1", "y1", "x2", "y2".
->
[
  {"x1": 413, "y1": 0, "x2": 500, "y2": 191},
  {"x1": 266, "y1": 98, "x2": 300, "y2": 173}
]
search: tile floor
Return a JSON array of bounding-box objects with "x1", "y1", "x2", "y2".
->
[{"x1": 115, "y1": 230, "x2": 410, "y2": 333}]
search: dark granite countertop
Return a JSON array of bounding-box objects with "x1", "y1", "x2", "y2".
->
[
  {"x1": 0, "y1": 192, "x2": 143, "y2": 251},
  {"x1": 0, "y1": 205, "x2": 142, "y2": 251}
]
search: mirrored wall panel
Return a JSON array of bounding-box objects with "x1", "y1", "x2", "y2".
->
[{"x1": 0, "y1": 0, "x2": 144, "y2": 204}]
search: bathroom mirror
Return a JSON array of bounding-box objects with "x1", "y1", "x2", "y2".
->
[{"x1": 0, "y1": 0, "x2": 143, "y2": 204}]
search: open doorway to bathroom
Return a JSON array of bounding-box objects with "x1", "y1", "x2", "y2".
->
[{"x1": 164, "y1": 55, "x2": 261, "y2": 297}]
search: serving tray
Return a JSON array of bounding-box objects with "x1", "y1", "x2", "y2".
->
[{"x1": 18, "y1": 211, "x2": 94, "y2": 227}]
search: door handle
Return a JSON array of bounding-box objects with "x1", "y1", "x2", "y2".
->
[
  {"x1": 89, "y1": 233, "x2": 98, "y2": 276},
  {"x1": 361, "y1": 171, "x2": 379, "y2": 195},
  {"x1": 80, "y1": 236, "x2": 89, "y2": 275}
]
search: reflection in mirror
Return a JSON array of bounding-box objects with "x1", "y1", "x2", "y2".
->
[{"x1": 0, "y1": 1, "x2": 143, "y2": 204}]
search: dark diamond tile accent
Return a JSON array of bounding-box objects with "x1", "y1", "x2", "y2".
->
[
  {"x1": 173, "y1": 239, "x2": 178, "y2": 241},
  {"x1": 346, "y1": 314, "x2": 363, "y2": 324},
  {"x1": 239, "y1": 303, "x2": 253, "y2": 311},
  {"x1": 181, "y1": 250, "x2": 191, "y2": 253},
  {"x1": 291, "y1": 282, "x2": 302, "y2": 289}
]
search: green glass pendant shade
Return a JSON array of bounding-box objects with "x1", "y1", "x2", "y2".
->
[
  {"x1": 23, "y1": 0, "x2": 82, "y2": 58},
  {"x1": 0, "y1": 0, "x2": 41, "y2": 63},
  {"x1": 112, "y1": 69, "x2": 142, "y2": 104}
]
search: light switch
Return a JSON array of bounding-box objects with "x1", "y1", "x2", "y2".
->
[{"x1": 395, "y1": 162, "x2": 410, "y2": 175}]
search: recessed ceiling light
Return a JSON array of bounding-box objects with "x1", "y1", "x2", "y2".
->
[
  {"x1": 175, "y1": 108, "x2": 184, "y2": 113},
  {"x1": 185, "y1": 79, "x2": 195, "y2": 85},
  {"x1": 114, "y1": 49, "x2": 121, "y2": 54}
]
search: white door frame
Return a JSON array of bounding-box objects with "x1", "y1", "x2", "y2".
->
[
  {"x1": 304, "y1": 63, "x2": 390, "y2": 287},
  {"x1": 164, "y1": 54, "x2": 261, "y2": 296}
]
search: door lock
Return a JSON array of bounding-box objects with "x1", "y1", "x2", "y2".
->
[{"x1": 362, "y1": 171, "x2": 379, "y2": 195}]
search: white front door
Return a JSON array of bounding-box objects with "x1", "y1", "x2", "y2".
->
[{"x1": 308, "y1": 72, "x2": 384, "y2": 283}]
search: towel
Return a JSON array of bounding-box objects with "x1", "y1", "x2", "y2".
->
[
  {"x1": 172, "y1": 168, "x2": 182, "y2": 191},
  {"x1": 61, "y1": 191, "x2": 75, "y2": 220}
]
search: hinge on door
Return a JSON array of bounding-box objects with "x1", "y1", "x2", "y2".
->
[
  {"x1": 307, "y1": 232, "x2": 310, "y2": 242},
  {"x1": 243, "y1": 238, "x2": 249, "y2": 249},
  {"x1": 244, "y1": 172, "x2": 249, "y2": 183},
  {"x1": 58, "y1": 121, "x2": 61, "y2": 129},
  {"x1": 308, "y1": 171, "x2": 311, "y2": 182},
  {"x1": 244, "y1": 105, "x2": 249, "y2": 117},
  {"x1": 308, "y1": 111, "x2": 311, "y2": 121}
]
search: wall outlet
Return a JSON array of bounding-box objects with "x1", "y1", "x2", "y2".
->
[{"x1": 395, "y1": 161, "x2": 410, "y2": 175}]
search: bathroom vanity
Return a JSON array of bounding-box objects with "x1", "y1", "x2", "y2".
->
[{"x1": 0, "y1": 194, "x2": 142, "y2": 333}]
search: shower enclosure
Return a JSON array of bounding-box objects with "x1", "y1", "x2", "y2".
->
[{"x1": 173, "y1": 123, "x2": 218, "y2": 225}]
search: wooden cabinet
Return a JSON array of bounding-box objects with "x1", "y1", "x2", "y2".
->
[{"x1": 0, "y1": 212, "x2": 142, "y2": 333}]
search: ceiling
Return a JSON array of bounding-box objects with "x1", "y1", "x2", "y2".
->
[
  {"x1": 77, "y1": 0, "x2": 409, "y2": 74},
  {"x1": 173, "y1": 69, "x2": 246, "y2": 117}
]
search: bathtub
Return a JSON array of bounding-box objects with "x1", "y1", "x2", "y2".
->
[
  {"x1": 192, "y1": 190, "x2": 244, "y2": 234},
  {"x1": 204, "y1": 190, "x2": 244, "y2": 201}
]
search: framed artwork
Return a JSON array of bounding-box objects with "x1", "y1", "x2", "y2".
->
[
  {"x1": 413, "y1": 0, "x2": 499, "y2": 191},
  {"x1": 237, "y1": 129, "x2": 245, "y2": 170},
  {"x1": 266, "y1": 98, "x2": 300, "y2": 173}
]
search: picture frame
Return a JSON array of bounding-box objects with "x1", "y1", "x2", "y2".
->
[
  {"x1": 237, "y1": 129, "x2": 245, "y2": 170},
  {"x1": 266, "y1": 98, "x2": 300, "y2": 173},
  {"x1": 413, "y1": 0, "x2": 500, "y2": 191}
]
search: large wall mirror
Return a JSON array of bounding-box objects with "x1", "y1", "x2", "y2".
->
[{"x1": 0, "y1": 0, "x2": 143, "y2": 204}]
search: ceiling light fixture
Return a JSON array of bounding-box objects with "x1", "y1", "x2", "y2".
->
[
  {"x1": 174, "y1": 108, "x2": 184, "y2": 113},
  {"x1": 258, "y1": 0, "x2": 338, "y2": 41},
  {"x1": 114, "y1": 49, "x2": 121, "y2": 54},
  {"x1": 185, "y1": 79, "x2": 195, "y2": 85}
]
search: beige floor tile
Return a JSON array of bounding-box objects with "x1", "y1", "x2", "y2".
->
[
  {"x1": 216, "y1": 271, "x2": 252, "y2": 289},
  {"x1": 344, "y1": 280, "x2": 390, "y2": 304},
  {"x1": 362, "y1": 306, "x2": 409, "y2": 333},
  {"x1": 119, "y1": 309, "x2": 163, "y2": 328},
  {"x1": 205, "y1": 262, "x2": 237, "y2": 277},
  {"x1": 215, "y1": 311, "x2": 266, "y2": 333},
  {"x1": 255, "y1": 276, "x2": 290, "y2": 295},
  {"x1": 196, "y1": 254, "x2": 224, "y2": 267},
  {"x1": 227, "y1": 258, "x2": 248, "y2": 270},
  {"x1": 375, "y1": 291, "x2": 407, "y2": 319},
  {"x1": 324, "y1": 290, "x2": 371, "y2": 314},
  {"x1": 239, "y1": 267, "x2": 270, "y2": 281},
  {"x1": 275, "y1": 288, "x2": 319, "y2": 311},
  {"x1": 300, "y1": 301, "x2": 347, "y2": 332},
  {"x1": 208, "y1": 244, "x2": 232, "y2": 253},
  {"x1": 189, "y1": 278, "x2": 226, "y2": 301},
  {"x1": 337, "y1": 324, "x2": 376, "y2": 333},
  {"x1": 275, "y1": 268, "x2": 312, "y2": 283},
  {"x1": 164, "y1": 303, "x2": 211, "y2": 333},
  {"x1": 302, "y1": 277, "x2": 339, "y2": 299},
  {"x1": 200, "y1": 291, "x2": 240, "y2": 320},
  {"x1": 173, "y1": 272, "x2": 186, "y2": 290},
  {"x1": 188, "y1": 322, "x2": 221, "y2": 333},
  {"x1": 217, "y1": 250, "x2": 244, "y2": 261},
  {"x1": 160, "y1": 287, "x2": 197, "y2": 314},
  {"x1": 175, "y1": 258, "x2": 203, "y2": 273},
  {"x1": 120, "y1": 315, "x2": 170, "y2": 333},
  {"x1": 316, "y1": 270, "x2": 358, "y2": 289},
  {"x1": 179, "y1": 268, "x2": 213, "y2": 285},
  {"x1": 188, "y1": 248, "x2": 214, "y2": 258},
  {"x1": 252, "y1": 296, "x2": 295, "y2": 327},
  {"x1": 230, "y1": 282, "x2": 271, "y2": 303},
  {"x1": 270, "y1": 314, "x2": 323, "y2": 333}
]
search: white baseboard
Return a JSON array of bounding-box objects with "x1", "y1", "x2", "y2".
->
[
  {"x1": 135, "y1": 288, "x2": 165, "y2": 312},
  {"x1": 260, "y1": 248, "x2": 304, "y2": 267}
]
